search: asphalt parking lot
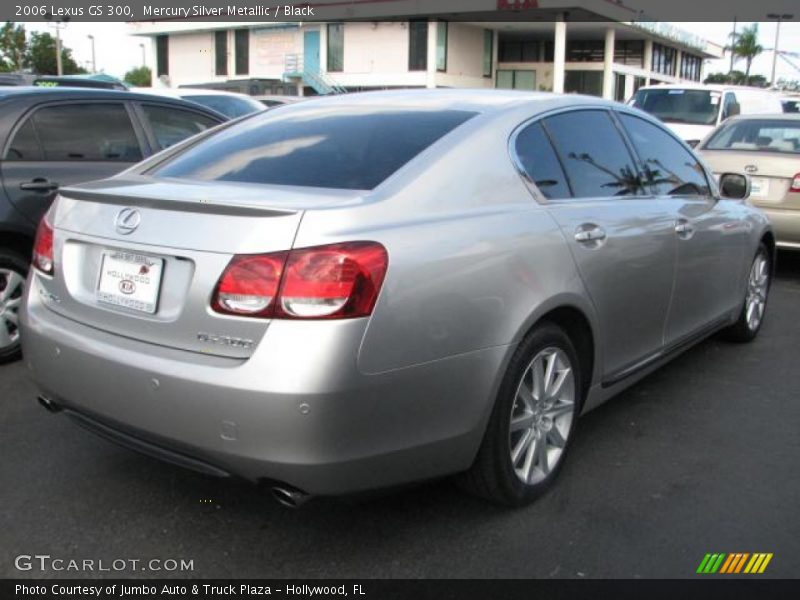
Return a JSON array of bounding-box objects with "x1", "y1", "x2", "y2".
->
[{"x1": 2, "y1": 253, "x2": 800, "y2": 580}]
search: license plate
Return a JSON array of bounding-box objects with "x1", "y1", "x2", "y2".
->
[
  {"x1": 750, "y1": 177, "x2": 770, "y2": 199},
  {"x1": 97, "y1": 251, "x2": 164, "y2": 314}
]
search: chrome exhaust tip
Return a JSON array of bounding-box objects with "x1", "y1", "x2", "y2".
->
[
  {"x1": 37, "y1": 395, "x2": 61, "y2": 413},
  {"x1": 271, "y1": 485, "x2": 311, "y2": 509}
]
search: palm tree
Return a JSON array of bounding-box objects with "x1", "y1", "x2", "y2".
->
[{"x1": 732, "y1": 24, "x2": 763, "y2": 84}]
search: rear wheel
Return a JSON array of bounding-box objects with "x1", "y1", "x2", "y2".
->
[
  {"x1": 0, "y1": 250, "x2": 28, "y2": 364},
  {"x1": 460, "y1": 322, "x2": 581, "y2": 506},
  {"x1": 723, "y1": 243, "x2": 770, "y2": 343}
]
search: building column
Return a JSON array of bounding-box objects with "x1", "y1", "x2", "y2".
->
[
  {"x1": 426, "y1": 21, "x2": 438, "y2": 88},
  {"x1": 553, "y1": 13, "x2": 567, "y2": 94},
  {"x1": 319, "y1": 25, "x2": 328, "y2": 74},
  {"x1": 643, "y1": 39, "x2": 653, "y2": 85},
  {"x1": 674, "y1": 50, "x2": 683, "y2": 81},
  {"x1": 602, "y1": 27, "x2": 615, "y2": 100}
]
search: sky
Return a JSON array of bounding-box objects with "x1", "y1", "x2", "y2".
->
[{"x1": 19, "y1": 20, "x2": 800, "y2": 83}]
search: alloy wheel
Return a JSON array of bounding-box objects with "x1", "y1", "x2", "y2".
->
[
  {"x1": 745, "y1": 251, "x2": 769, "y2": 332},
  {"x1": 509, "y1": 347, "x2": 576, "y2": 485},
  {"x1": 0, "y1": 268, "x2": 24, "y2": 350}
]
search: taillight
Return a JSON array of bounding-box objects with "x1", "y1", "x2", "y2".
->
[
  {"x1": 32, "y1": 213, "x2": 54, "y2": 275},
  {"x1": 211, "y1": 253, "x2": 287, "y2": 317},
  {"x1": 790, "y1": 173, "x2": 800, "y2": 193},
  {"x1": 211, "y1": 242, "x2": 388, "y2": 320}
]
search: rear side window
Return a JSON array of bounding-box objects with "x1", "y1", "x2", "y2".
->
[
  {"x1": 24, "y1": 103, "x2": 142, "y2": 162},
  {"x1": 619, "y1": 114, "x2": 710, "y2": 196},
  {"x1": 543, "y1": 110, "x2": 643, "y2": 198},
  {"x1": 5, "y1": 119, "x2": 44, "y2": 161},
  {"x1": 514, "y1": 122, "x2": 571, "y2": 199},
  {"x1": 141, "y1": 104, "x2": 219, "y2": 150},
  {"x1": 152, "y1": 108, "x2": 477, "y2": 190}
]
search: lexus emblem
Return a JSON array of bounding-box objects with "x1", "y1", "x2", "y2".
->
[
  {"x1": 744, "y1": 165, "x2": 758, "y2": 174},
  {"x1": 115, "y1": 207, "x2": 141, "y2": 235}
]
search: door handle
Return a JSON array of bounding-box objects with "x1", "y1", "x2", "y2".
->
[
  {"x1": 574, "y1": 226, "x2": 607, "y2": 243},
  {"x1": 20, "y1": 179, "x2": 59, "y2": 192},
  {"x1": 675, "y1": 220, "x2": 695, "y2": 237}
]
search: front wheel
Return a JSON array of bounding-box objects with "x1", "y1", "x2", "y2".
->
[
  {"x1": 0, "y1": 250, "x2": 28, "y2": 364},
  {"x1": 723, "y1": 243, "x2": 771, "y2": 343},
  {"x1": 459, "y1": 323, "x2": 581, "y2": 506}
]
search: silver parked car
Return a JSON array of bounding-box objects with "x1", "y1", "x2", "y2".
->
[{"x1": 21, "y1": 91, "x2": 773, "y2": 507}]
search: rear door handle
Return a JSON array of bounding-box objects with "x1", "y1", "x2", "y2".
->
[
  {"x1": 574, "y1": 226, "x2": 607, "y2": 243},
  {"x1": 675, "y1": 220, "x2": 695, "y2": 237},
  {"x1": 20, "y1": 179, "x2": 59, "y2": 192}
]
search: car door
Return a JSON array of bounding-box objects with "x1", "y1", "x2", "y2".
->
[
  {"x1": 1, "y1": 101, "x2": 144, "y2": 227},
  {"x1": 518, "y1": 109, "x2": 678, "y2": 383},
  {"x1": 134, "y1": 102, "x2": 223, "y2": 152},
  {"x1": 617, "y1": 111, "x2": 745, "y2": 346}
]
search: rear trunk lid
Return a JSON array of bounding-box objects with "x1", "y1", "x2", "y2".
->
[
  {"x1": 42, "y1": 176, "x2": 364, "y2": 358},
  {"x1": 699, "y1": 150, "x2": 800, "y2": 208}
]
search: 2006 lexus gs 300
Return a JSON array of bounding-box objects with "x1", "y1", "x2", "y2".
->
[{"x1": 21, "y1": 91, "x2": 773, "y2": 507}]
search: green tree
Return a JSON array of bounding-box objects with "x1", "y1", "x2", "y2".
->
[
  {"x1": 0, "y1": 22, "x2": 27, "y2": 72},
  {"x1": 123, "y1": 65, "x2": 151, "y2": 87},
  {"x1": 731, "y1": 24, "x2": 763, "y2": 84},
  {"x1": 25, "y1": 31, "x2": 86, "y2": 75}
]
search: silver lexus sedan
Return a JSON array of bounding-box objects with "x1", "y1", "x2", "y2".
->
[{"x1": 21, "y1": 91, "x2": 773, "y2": 507}]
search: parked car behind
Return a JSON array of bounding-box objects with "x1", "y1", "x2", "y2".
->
[
  {"x1": 630, "y1": 84, "x2": 784, "y2": 147},
  {"x1": 0, "y1": 86, "x2": 226, "y2": 362},
  {"x1": 697, "y1": 114, "x2": 800, "y2": 249},
  {"x1": 133, "y1": 88, "x2": 265, "y2": 119},
  {"x1": 21, "y1": 91, "x2": 773, "y2": 507},
  {"x1": 254, "y1": 95, "x2": 306, "y2": 108}
]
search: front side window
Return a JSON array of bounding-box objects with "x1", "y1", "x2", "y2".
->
[
  {"x1": 141, "y1": 105, "x2": 220, "y2": 150},
  {"x1": 619, "y1": 113, "x2": 710, "y2": 196},
  {"x1": 327, "y1": 23, "x2": 344, "y2": 72},
  {"x1": 514, "y1": 122, "x2": 571, "y2": 200},
  {"x1": 409, "y1": 21, "x2": 428, "y2": 71},
  {"x1": 28, "y1": 103, "x2": 141, "y2": 162},
  {"x1": 151, "y1": 108, "x2": 476, "y2": 191},
  {"x1": 704, "y1": 119, "x2": 800, "y2": 154},
  {"x1": 543, "y1": 110, "x2": 642, "y2": 198},
  {"x1": 5, "y1": 119, "x2": 44, "y2": 161}
]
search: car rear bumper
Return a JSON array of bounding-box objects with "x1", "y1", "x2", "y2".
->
[
  {"x1": 758, "y1": 207, "x2": 800, "y2": 247},
  {"x1": 21, "y1": 278, "x2": 507, "y2": 495}
]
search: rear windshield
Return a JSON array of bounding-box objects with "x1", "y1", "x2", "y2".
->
[
  {"x1": 150, "y1": 108, "x2": 477, "y2": 190},
  {"x1": 704, "y1": 119, "x2": 800, "y2": 154}
]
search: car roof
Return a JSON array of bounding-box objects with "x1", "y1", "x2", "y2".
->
[
  {"x1": 133, "y1": 87, "x2": 252, "y2": 99},
  {"x1": 636, "y1": 83, "x2": 779, "y2": 94},
  {"x1": 271, "y1": 88, "x2": 620, "y2": 115},
  {"x1": 726, "y1": 113, "x2": 800, "y2": 121}
]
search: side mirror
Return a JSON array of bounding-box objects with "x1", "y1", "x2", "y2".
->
[
  {"x1": 723, "y1": 102, "x2": 741, "y2": 120},
  {"x1": 719, "y1": 172, "x2": 750, "y2": 200}
]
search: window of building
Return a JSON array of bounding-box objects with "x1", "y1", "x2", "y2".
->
[
  {"x1": 566, "y1": 40, "x2": 605, "y2": 62},
  {"x1": 614, "y1": 41, "x2": 644, "y2": 67},
  {"x1": 24, "y1": 103, "x2": 142, "y2": 162},
  {"x1": 141, "y1": 105, "x2": 220, "y2": 150},
  {"x1": 436, "y1": 21, "x2": 448, "y2": 72},
  {"x1": 483, "y1": 30, "x2": 494, "y2": 77},
  {"x1": 652, "y1": 43, "x2": 677, "y2": 76},
  {"x1": 496, "y1": 70, "x2": 536, "y2": 90},
  {"x1": 215, "y1": 30, "x2": 228, "y2": 76},
  {"x1": 615, "y1": 73, "x2": 627, "y2": 102},
  {"x1": 409, "y1": 20, "x2": 428, "y2": 71},
  {"x1": 327, "y1": 23, "x2": 344, "y2": 72},
  {"x1": 235, "y1": 29, "x2": 249, "y2": 76},
  {"x1": 156, "y1": 35, "x2": 169, "y2": 77},
  {"x1": 564, "y1": 71, "x2": 603, "y2": 97},
  {"x1": 514, "y1": 122, "x2": 571, "y2": 200},
  {"x1": 619, "y1": 113, "x2": 710, "y2": 196},
  {"x1": 499, "y1": 39, "x2": 540, "y2": 62},
  {"x1": 680, "y1": 53, "x2": 702, "y2": 82},
  {"x1": 543, "y1": 110, "x2": 642, "y2": 198},
  {"x1": 152, "y1": 109, "x2": 477, "y2": 191}
]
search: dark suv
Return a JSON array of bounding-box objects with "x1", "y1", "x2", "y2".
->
[{"x1": 0, "y1": 87, "x2": 225, "y2": 362}]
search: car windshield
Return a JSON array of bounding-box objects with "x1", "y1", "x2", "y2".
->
[
  {"x1": 184, "y1": 94, "x2": 264, "y2": 118},
  {"x1": 703, "y1": 119, "x2": 800, "y2": 154},
  {"x1": 150, "y1": 107, "x2": 477, "y2": 190},
  {"x1": 631, "y1": 89, "x2": 721, "y2": 125}
]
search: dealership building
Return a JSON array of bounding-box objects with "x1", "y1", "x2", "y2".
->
[{"x1": 129, "y1": 1, "x2": 722, "y2": 101}]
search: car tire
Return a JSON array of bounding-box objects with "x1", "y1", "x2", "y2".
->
[
  {"x1": 0, "y1": 249, "x2": 28, "y2": 364},
  {"x1": 459, "y1": 322, "x2": 582, "y2": 507},
  {"x1": 723, "y1": 243, "x2": 771, "y2": 344}
]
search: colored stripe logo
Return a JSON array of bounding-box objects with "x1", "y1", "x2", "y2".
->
[{"x1": 697, "y1": 553, "x2": 773, "y2": 574}]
